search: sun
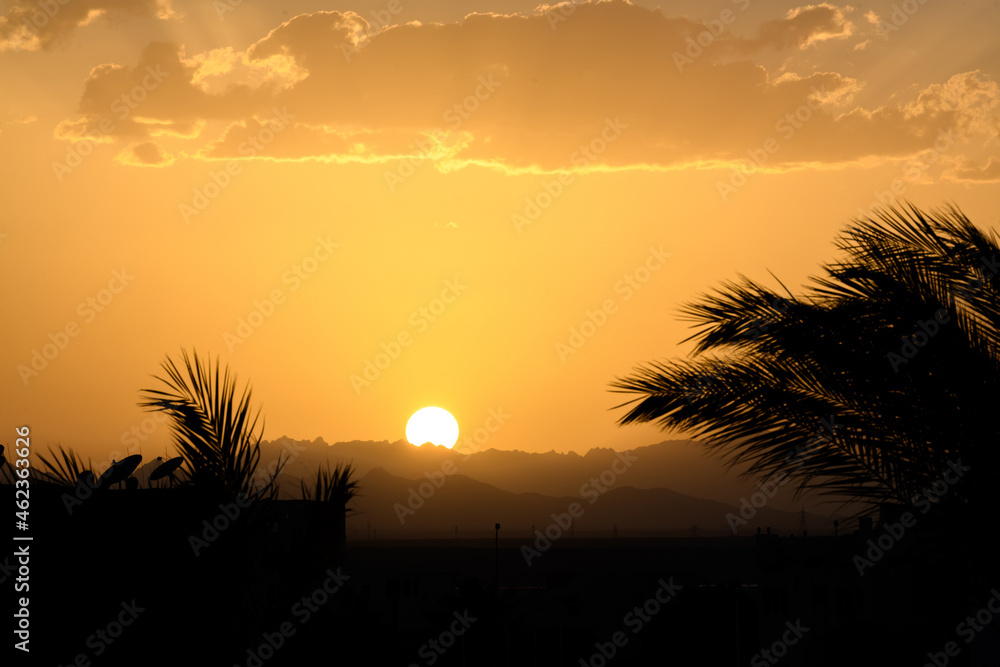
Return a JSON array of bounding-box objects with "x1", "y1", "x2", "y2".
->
[{"x1": 406, "y1": 407, "x2": 459, "y2": 448}]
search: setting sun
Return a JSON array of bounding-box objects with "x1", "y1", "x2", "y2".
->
[{"x1": 406, "y1": 407, "x2": 460, "y2": 448}]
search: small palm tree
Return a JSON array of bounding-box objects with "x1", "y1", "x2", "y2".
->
[
  {"x1": 139, "y1": 348, "x2": 285, "y2": 500},
  {"x1": 34, "y1": 445, "x2": 93, "y2": 487},
  {"x1": 301, "y1": 461, "x2": 360, "y2": 511},
  {"x1": 301, "y1": 461, "x2": 360, "y2": 554},
  {"x1": 611, "y1": 203, "x2": 998, "y2": 528}
]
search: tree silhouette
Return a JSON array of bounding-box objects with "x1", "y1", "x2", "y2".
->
[
  {"x1": 138, "y1": 348, "x2": 285, "y2": 500},
  {"x1": 301, "y1": 460, "x2": 360, "y2": 508},
  {"x1": 610, "y1": 204, "x2": 998, "y2": 535},
  {"x1": 301, "y1": 461, "x2": 361, "y2": 557}
]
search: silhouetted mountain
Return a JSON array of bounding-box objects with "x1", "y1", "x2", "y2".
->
[
  {"x1": 344, "y1": 468, "x2": 826, "y2": 538},
  {"x1": 258, "y1": 435, "x2": 841, "y2": 515}
]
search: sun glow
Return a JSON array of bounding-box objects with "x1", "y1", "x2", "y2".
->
[{"x1": 406, "y1": 407, "x2": 459, "y2": 448}]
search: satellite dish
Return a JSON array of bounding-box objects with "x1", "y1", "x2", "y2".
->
[
  {"x1": 100, "y1": 455, "x2": 143, "y2": 489},
  {"x1": 149, "y1": 456, "x2": 183, "y2": 481},
  {"x1": 125, "y1": 476, "x2": 139, "y2": 490},
  {"x1": 97, "y1": 462, "x2": 117, "y2": 490}
]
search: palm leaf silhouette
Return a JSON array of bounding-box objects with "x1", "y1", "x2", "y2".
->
[
  {"x1": 35, "y1": 445, "x2": 93, "y2": 487},
  {"x1": 611, "y1": 203, "x2": 998, "y2": 523},
  {"x1": 138, "y1": 348, "x2": 286, "y2": 500},
  {"x1": 301, "y1": 460, "x2": 360, "y2": 512}
]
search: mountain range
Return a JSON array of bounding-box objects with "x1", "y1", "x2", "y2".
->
[{"x1": 243, "y1": 436, "x2": 847, "y2": 537}]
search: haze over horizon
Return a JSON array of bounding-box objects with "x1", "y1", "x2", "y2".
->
[{"x1": 3, "y1": 0, "x2": 998, "y2": 465}]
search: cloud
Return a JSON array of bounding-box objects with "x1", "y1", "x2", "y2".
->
[
  {"x1": 0, "y1": 0, "x2": 174, "y2": 51},
  {"x1": 735, "y1": 3, "x2": 855, "y2": 52},
  {"x1": 54, "y1": 41, "x2": 297, "y2": 143},
  {"x1": 903, "y1": 70, "x2": 1000, "y2": 142},
  {"x1": 53, "y1": 1, "x2": 1000, "y2": 175},
  {"x1": 944, "y1": 156, "x2": 1000, "y2": 183},
  {"x1": 4, "y1": 114, "x2": 37, "y2": 125},
  {"x1": 113, "y1": 140, "x2": 175, "y2": 166}
]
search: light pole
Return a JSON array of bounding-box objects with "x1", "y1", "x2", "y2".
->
[{"x1": 494, "y1": 522, "x2": 500, "y2": 595}]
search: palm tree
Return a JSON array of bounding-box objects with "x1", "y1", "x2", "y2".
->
[
  {"x1": 610, "y1": 203, "x2": 998, "y2": 545},
  {"x1": 301, "y1": 461, "x2": 360, "y2": 555},
  {"x1": 34, "y1": 445, "x2": 93, "y2": 487},
  {"x1": 300, "y1": 461, "x2": 360, "y2": 508},
  {"x1": 138, "y1": 348, "x2": 285, "y2": 500}
]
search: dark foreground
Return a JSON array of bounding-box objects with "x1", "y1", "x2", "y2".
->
[{"x1": 4, "y1": 485, "x2": 998, "y2": 666}]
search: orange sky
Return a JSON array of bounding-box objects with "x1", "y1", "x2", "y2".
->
[{"x1": 2, "y1": 0, "x2": 998, "y2": 463}]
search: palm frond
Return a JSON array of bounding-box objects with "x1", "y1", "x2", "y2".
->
[
  {"x1": 611, "y1": 202, "x2": 1000, "y2": 518},
  {"x1": 35, "y1": 445, "x2": 92, "y2": 487},
  {"x1": 138, "y1": 348, "x2": 282, "y2": 500},
  {"x1": 301, "y1": 461, "x2": 360, "y2": 512}
]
